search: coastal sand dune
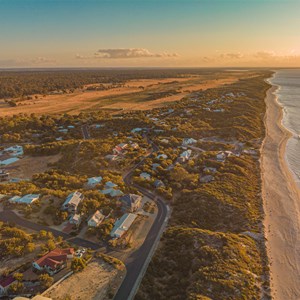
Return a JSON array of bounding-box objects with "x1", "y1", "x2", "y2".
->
[{"x1": 262, "y1": 84, "x2": 300, "y2": 299}]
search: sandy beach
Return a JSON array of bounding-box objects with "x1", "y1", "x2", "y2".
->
[{"x1": 262, "y1": 81, "x2": 300, "y2": 300}]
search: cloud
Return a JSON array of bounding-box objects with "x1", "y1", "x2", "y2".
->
[
  {"x1": 254, "y1": 51, "x2": 275, "y2": 60},
  {"x1": 219, "y1": 52, "x2": 244, "y2": 59},
  {"x1": 76, "y1": 48, "x2": 179, "y2": 59}
]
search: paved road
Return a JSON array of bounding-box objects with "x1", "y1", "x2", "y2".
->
[
  {"x1": 113, "y1": 140, "x2": 170, "y2": 300},
  {"x1": 0, "y1": 209, "x2": 101, "y2": 250},
  {"x1": 0, "y1": 134, "x2": 170, "y2": 300}
]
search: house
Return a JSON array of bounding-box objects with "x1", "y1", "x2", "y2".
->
[
  {"x1": 69, "y1": 213, "x2": 82, "y2": 226},
  {"x1": 87, "y1": 176, "x2": 103, "y2": 187},
  {"x1": 243, "y1": 149, "x2": 258, "y2": 155},
  {"x1": 200, "y1": 175, "x2": 214, "y2": 183},
  {"x1": 61, "y1": 191, "x2": 84, "y2": 213},
  {"x1": 0, "y1": 157, "x2": 19, "y2": 166},
  {"x1": 101, "y1": 189, "x2": 123, "y2": 197},
  {"x1": 119, "y1": 143, "x2": 128, "y2": 149},
  {"x1": 113, "y1": 143, "x2": 128, "y2": 155},
  {"x1": 178, "y1": 150, "x2": 192, "y2": 163},
  {"x1": 154, "y1": 129, "x2": 164, "y2": 133},
  {"x1": 216, "y1": 152, "x2": 226, "y2": 162},
  {"x1": 88, "y1": 210, "x2": 105, "y2": 227},
  {"x1": 110, "y1": 213, "x2": 137, "y2": 238},
  {"x1": 32, "y1": 248, "x2": 74, "y2": 275},
  {"x1": 0, "y1": 276, "x2": 16, "y2": 296},
  {"x1": 58, "y1": 129, "x2": 68, "y2": 133},
  {"x1": 131, "y1": 143, "x2": 139, "y2": 149},
  {"x1": 9, "y1": 194, "x2": 40, "y2": 205},
  {"x1": 157, "y1": 154, "x2": 168, "y2": 160},
  {"x1": 3, "y1": 145, "x2": 23, "y2": 157},
  {"x1": 182, "y1": 138, "x2": 197, "y2": 146},
  {"x1": 0, "y1": 170, "x2": 9, "y2": 182},
  {"x1": 105, "y1": 181, "x2": 118, "y2": 188},
  {"x1": 131, "y1": 128, "x2": 142, "y2": 134},
  {"x1": 154, "y1": 179, "x2": 165, "y2": 188},
  {"x1": 152, "y1": 163, "x2": 161, "y2": 170},
  {"x1": 140, "y1": 172, "x2": 151, "y2": 180},
  {"x1": 120, "y1": 194, "x2": 142, "y2": 212},
  {"x1": 93, "y1": 124, "x2": 105, "y2": 129}
]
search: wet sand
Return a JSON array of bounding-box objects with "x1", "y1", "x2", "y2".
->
[{"x1": 262, "y1": 82, "x2": 300, "y2": 299}]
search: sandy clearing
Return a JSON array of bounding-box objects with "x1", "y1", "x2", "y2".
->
[
  {"x1": 45, "y1": 259, "x2": 125, "y2": 300},
  {"x1": 101, "y1": 77, "x2": 240, "y2": 112},
  {"x1": 262, "y1": 84, "x2": 300, "y2": 300},
  {"x1": 6, "y1": 154, "x2": 61, "y2": 179},
  {"x1": 0, "y1": 75, "x2": 244, "y2": 117}
]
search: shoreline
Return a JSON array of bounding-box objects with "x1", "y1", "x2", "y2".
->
[{"x1": 262, "y1": 76, "x2": 300, "y2": 299}]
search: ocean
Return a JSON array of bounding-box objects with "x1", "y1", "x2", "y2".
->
[{"x1": 270, "y1": 69, "x2": 300, "y2": 185}]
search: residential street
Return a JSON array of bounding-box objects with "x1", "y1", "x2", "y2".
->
[{"x1": 0, "y1": 137, "x2": 170, "y2": 300}]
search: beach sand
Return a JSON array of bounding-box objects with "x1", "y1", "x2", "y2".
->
[{"x1": 262, "y1": 84, "x2": 300, "y2": 300}]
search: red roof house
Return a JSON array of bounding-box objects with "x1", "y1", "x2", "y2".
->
[
  {"x1": 0, "y1": 275, "x2": 16, "y2": 295},
  {"x1": 32, "y1": 248, "x2": 74, "y2": 275}
]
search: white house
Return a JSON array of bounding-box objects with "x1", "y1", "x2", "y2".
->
[
  {"x1": 161, "y1": 139, "x2": 169, "y2": 144},
  {"x1": 88, "y1": 210, "x2": 105, "y2": 227},
  {"x1": 182, "y1": 138, "x2": 197, "y2": 146},
  {"x1": 157, "y1": 154, "x2": 168, "y2": 160},
  {"x1": 178, "y1": 150, "x2": 192, "y2": 163},
  {"x1": 110, "y1": 213, "x2": 137, "y2": 238},
  {"x1": 140, "y1": 172, "x2": 151, "y2": 180},
  {"x1": 61, "y1": 191, "x2": 84, "y2": 213}
]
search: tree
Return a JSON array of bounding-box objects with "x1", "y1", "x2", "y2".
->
[
  {"x1": 25, "y1": 242, "x2": 36, "y2": 253},
  {"x1": 13, "y1": 272, "x2": 23, "y2": 281},
  {"x1": 39, "y1": 273, "x2": 54, "y2": 289},
  {"x1": 46, "y1": 239, "x2": 56, "y2": 251},
  {"x1": 8, "y1": 281, "x2": 24, "y2": 294},
  {"x1": 71, "y1": 258, "x2": 86, "y2": 272}
]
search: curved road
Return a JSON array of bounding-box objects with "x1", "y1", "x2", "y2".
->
[
  {"x1": 0, "y1": 135, "x2": 170, "y2": 300},
  {"x1": 114, "y1": 165, "x2": 170, "y2": 300}
]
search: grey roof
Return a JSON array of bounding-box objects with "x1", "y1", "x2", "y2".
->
[{"x1": 120, "y1": 194, "x2": 142, "y2": 207}]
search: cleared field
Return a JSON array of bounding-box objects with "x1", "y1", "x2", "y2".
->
[
  {"x1": 0, "y1": 72, "x2": 254, "y2": 116},
  {"x1": 45, "y1": 259, "x2": 125, "y2": 300},
  {"x1": 7, "y1": 154, "x2": 62, "y2": 179}
]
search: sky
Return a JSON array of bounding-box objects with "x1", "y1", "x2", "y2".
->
[{"x1": 0, "y1": 0, "x2": 300, "y2": 68}]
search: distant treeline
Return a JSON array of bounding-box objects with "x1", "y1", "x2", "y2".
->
[{"x1": 0, "y1": 68, "x2": 216, "y2": 99}]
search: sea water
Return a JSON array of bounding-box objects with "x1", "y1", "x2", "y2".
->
[{"x1": 270, "y1": 69, "x2": 300, "y2": 185}]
